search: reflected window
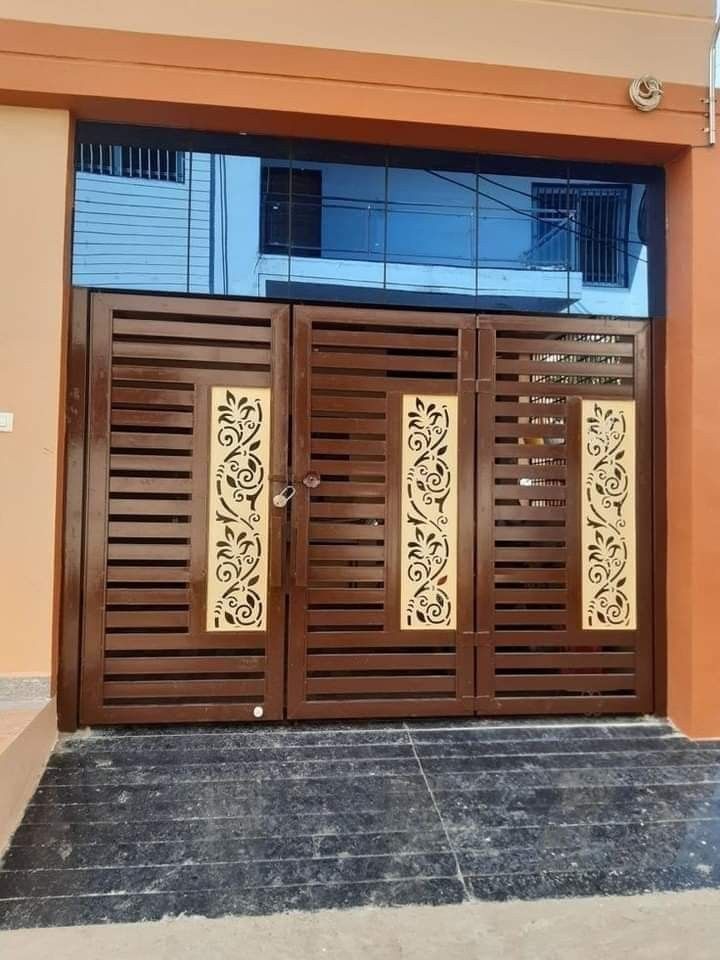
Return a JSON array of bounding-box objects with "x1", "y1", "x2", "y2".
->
[
  {"x1": 76, "y1": 142, "x2": 184, "y2": 183},
  {"x1": 532, "y1": 183, "x2": 630, "y2": 287},
  {"x1": 261, "y1": 165, "x2": 322, "y2": 257}
]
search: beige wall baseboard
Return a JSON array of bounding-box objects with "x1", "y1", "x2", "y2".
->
[{"x1": 0, "y1": 699, "x2": 57, "y2": 856}]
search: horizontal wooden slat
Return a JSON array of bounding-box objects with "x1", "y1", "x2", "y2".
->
[
  {"x1": 309, "y1": 522, "x2": 385, "y2": 541},
  {"x1": 494, "y1": 652, "x2": 635, "y2": 669},
  {"x1": 308, "y1": 589, "x2": 385, "y2": 604},
  {"x1": 108, "y1": 521, "x2": 190, "y2": 539},
  {"x1": 111, "y1": 432, "x2": 193, "y2": 451},
  {"x1": 307, "y1": 676, "x2": 456, "y2": 695},
  {"x1": 104, "y1": 655, "x2": 265, "y2": 675},
  {"x1": 111, "y1": 410, "x2": 194, "y2": 429},
  {"x1": 310, "y1": 461, "x2": 385, "y2": 477},
  {"x1": 305, "y1": 632, "x2": 453, "y2": 648},
  {"x1": 114, "y1": 317, "x2": 272, "y2": 344},
  {"x1": 107, "y1": 543, "x2": 190, "y2": 561},
  {"x1": 494, "y1": 569, "x2": 567, "y2": 584},
  {"x1": 311, "y1": 417, "x2": 386, "y2": 435},
  {"x1": 310, "y1": 502, "x2": 385, "y2": 519},
  {"x1": 108, "y1": 499, "x2": 192, "y2": 517},
  {"x1": 312, "y1": 439, "x2": 387, "y2": 457},
  {"x1": 110, "y1": 454, "x2": 192, "y2": 472},
  {"x1": 492, "y1": 316, "x2": 642, "y2": 336},
  {"x1": 114, "y1": 340, "x2": 272, "y2": 366},
  {"x1": 307, "y1": 610, "x2": 386, "y2": 627},
  {"x1": 310, "y1": 482, "x2": 386, "y2": 497},
  {"x1": 105, "y1": 610, "x2": 189, "y2": 629},
  {"x1": 313, "y1": 329, "x2": 457, "y2": 351},
  {"x1": 103, "y1": 679, "x2": 265, "y2": 699},
  {"x1": 494, "y1": 674, "x2": 636, "y2": 693},
  {"x1": 105, "y1": 565, "x2": 190, "y2": 582},
  {"x1": 109, "y1": 477, "x2": 192, "y2": 495},
  {"x1": 495, "y1": 380, "x2": 633, "y2": 399},
  {"x1": 311, "y1": 395, "x2": 386, "y2": 415},
  {"x1": 309, "y1": 544, "x2": 385, "y2": 561},
  {"x1": 494, "y1": 548, "x2": 567, "y2": 562},
  {"x1": 496, "y1": 359, "x2": 633, "y2": 378},
  {"x1": 494, "y1": 422, "x2": 566, "y2": 439},
  {"x1": 104, "y1": 633, "x2": 265, "y2": 651},
  {"x1": 493, "y1": 527, "x2": 566, "y2": 542},
  {"x1": 313, "y1": 374, "x2": 453, "y2": 393},
  {"x1": 495, "y1": 506, "x2": 565, "y2": 521},
  {"x1": 312, "y1": 351, "x2": 456, "y2": 374},
  {"x1": 495, "y1": 589, "x2": 567, "y2": 603},
  {"x1": 112, "y1": 366, "x2": 270, "y2": 387},
  {"x1": 106, "y1": 588, "x2": 191, "y2": 605},
  {"x1": 494, "y1": 464, "x2": 566, "y2": 480},
  {"x1": 493, "y1": 632, "x2": 635, "y2": 647},
  {"x1": 309, "y1": 566, "x2": 385, "y2": 582},
  {"x1": 307, "y1": 653, "x2": 455, "y2": 672},
  {"x1": 494, "y1": 483, "x2": 566, "y2": 500},
  {"x1": 495, "y1": 337, "x2": 633, "y2": 358},
  {"x1": 494, "y1": 444, "x2": 567, "y2": 459},
  {"x1": 488, "y1": 695, "x2": 639, "y2": 713},
  {"x1": 111, "y1": 387, "x2": 194, "y2": 407},
  {"x1": 304, "y1": 307, "x2": 465, "y2": 329},
  {"x1": 494, "y1": 402, "x2": 568, "y2": 418},
  {"x1": 493, "y1": 610, "x2": 566, "y2": 625}
]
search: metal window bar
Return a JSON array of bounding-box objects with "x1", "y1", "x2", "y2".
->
[
  {"x1": 530, "y1": 185, "x2": 630, "y2": 287},
  {"x1": 76, "y1": 143, "x2": 184, "y2": 182}
]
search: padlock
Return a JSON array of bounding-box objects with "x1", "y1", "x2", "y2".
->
[{"x1": 272, "y1": 485, "x2": 296, "y2": 508}]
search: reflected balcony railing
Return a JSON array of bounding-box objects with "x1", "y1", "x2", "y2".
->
[{"x1": 261, "y1": 195, "x2": 633, "y2": 287}]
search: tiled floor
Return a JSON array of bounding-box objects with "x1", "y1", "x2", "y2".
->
[{"x1": 2, "y1": 718, "x2": 720, "y2": 929}]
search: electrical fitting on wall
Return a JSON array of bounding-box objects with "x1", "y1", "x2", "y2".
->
[{"x1": 628, "y1": 76, "x2": 663, "y2": 112}]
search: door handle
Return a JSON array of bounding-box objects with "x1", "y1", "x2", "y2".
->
[{"x1": 302, "y1": 471, "x2": 321, "y2": 489}]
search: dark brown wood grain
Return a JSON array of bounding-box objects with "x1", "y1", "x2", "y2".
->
[
  {"x1": 57, "y1": 289, "x2": 90, "y2": 732},
  {"x1": 68, "y1": 295, "x2": 657, "y2": 725},
  {"x1": 286, "y1": 305, "x2": 476, "y2": 720},
  {"x1": 78, "y1": 293, "x2": 288, "y2": 724}
]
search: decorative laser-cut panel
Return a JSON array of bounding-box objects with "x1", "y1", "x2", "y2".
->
[
  {"x1": 401, "y1": 395, "x2": 459, "y2": 630},
  {"x1": 581, "y1": 399, "x2": 637, "y2": 630},
  {"x1": 207, "y1": 387, "x2": 271, "y2": 632}
]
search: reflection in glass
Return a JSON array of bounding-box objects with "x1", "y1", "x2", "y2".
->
[{"x1": 71, "y1": 132, "x2": 654, "y2": 317}]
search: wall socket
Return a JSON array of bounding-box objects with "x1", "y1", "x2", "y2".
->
[{"x1": 0, "y1": 412, "x2": 14, "y2": 433}]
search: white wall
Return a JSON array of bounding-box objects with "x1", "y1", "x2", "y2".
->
[{"x1": 73, "y1": 152, "x2": 212, "y2": 292}]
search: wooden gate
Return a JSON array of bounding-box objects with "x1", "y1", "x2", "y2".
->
[
  {"x1": 78, "y1": 294, "x2": 289, "y2": 724},
  {"x1": 69, "y1": 293, "x2": 654, "y2": 725}
]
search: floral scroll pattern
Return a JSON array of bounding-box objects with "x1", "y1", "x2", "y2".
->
[
  {"x1": 582, "y1": 400, "x2": 636, "y2": 630},
  {"x1": 401, "y1": 396, "x2": 458, "y2": 630},
  {"x1": 206, "y1": 388, "x2": 270, "y2": 632}
]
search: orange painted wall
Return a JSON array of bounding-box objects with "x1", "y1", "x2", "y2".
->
[
  {"x1": 0, "y1": 106, "x2": 70, "y2": 677},
  {"x1": 0, "y1": 13, "x2": 718, "y2": 732},
  {"x1": 666, "y1": 144, "x2": 720, "y2": 738},
  {"x1": 0, "y1": 0, "x2": 714, "y2": 84}
]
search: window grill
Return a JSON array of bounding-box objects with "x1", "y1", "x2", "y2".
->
[
  {"x1": 76, "y1": 143, "x2": 185, "y2": 183},
  {"x1": 531, "y1": 185, "x2": 630, "y2": 287}
]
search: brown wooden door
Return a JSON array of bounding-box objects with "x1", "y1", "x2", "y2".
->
[
  {"x1": 80, "y1": 294, "x2": 289, "y2": 724},
  {"x1": 285, "y1": 308, "x2": 653, "y2": 720},
  {"x1": 287, "y1": 306, "x2": 477, "y2": 719},
  {"x1": 476, "y1": 315, "x2": 653, "y2": 716},
  {"x1": 74, "y1": 294, "x2": 655, "y2": 725}
]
